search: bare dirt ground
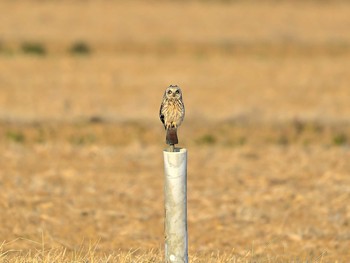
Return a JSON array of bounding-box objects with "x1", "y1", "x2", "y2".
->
[{"x1": 0, "y1": 1, "x2": 350, "y2": 262}]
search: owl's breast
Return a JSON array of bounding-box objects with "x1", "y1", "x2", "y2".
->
[{"x1": 162, "y1": 99, "x2": 184, "y2": 124}]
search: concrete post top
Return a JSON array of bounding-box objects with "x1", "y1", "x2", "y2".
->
[{"x1": 163, "y1": 148, "x2": 187, "y2": 154}]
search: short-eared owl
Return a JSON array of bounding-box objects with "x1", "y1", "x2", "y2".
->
[{"x1": 159, "y1": 85, "x2": 185, "y2": 145}]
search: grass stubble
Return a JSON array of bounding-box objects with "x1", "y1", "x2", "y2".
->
[{"x1": 0, "y1": 239, "x2": 320, "y2": 263}]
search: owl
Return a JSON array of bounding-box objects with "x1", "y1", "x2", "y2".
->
[{"x1": 159, "y1": 85, "x2": 185, "y2": 145}]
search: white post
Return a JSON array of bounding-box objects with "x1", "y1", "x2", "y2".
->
[{"x1": 163, "y1": 148, "x2": 188, "y2": 263}]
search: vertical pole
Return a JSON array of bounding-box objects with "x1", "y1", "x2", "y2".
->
[{"x1": 163, "y1": 148, "x2": 188, "y2": 263}]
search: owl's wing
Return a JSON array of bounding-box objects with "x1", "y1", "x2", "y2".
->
[{"x1": 159, "y1": 104, "x2": 165, "y2": 128}]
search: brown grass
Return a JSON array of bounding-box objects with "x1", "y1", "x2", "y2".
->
[
  {"x1": 0, "y1": 239, "x2": 332, "y2": 262},
  {"x1": 0, "y1": 0, "x2": 350, "y2": 262}
]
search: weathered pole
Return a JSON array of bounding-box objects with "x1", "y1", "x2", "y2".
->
[{"x1": 163, "y1": 148, "x2": 188, "y2": 263}]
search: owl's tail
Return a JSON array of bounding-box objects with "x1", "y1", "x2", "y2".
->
[{"x1": 166, "y1": 128, "x2": 178, "y2": 145}]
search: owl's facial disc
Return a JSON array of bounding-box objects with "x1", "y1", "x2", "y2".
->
[
  {"x1": 165, "y1": 85, "x2": 181, "y2": 99},
  {"x1": 173, "y1": 89, "x2": 179, "y2": 97}
]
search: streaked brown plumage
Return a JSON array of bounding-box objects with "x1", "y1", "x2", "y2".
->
[{"x1": 159, "y1": 85, "x2": 185, "y2": 145}]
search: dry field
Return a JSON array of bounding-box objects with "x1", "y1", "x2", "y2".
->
[{"x1": 1, "y1": 1, "x2": 350, "y2": 262}]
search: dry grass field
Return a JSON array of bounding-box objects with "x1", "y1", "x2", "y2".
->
[{"x1": 1, "y1": 0, "x2": 350, "y2": 262}]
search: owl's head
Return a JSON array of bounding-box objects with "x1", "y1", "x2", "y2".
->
[{"x1": 164, "y1": 85, "x2": 182, "y2": 100}]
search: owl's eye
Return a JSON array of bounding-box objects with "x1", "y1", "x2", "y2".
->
[
  {"x1": 175, "y1": 90, "x2": 180, "y2": 94},
  {"x1": 167, "y1": 90, "x2": 172, "y2": 95}
]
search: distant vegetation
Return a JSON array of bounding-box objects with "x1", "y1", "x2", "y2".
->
[
  {"x1": 196, "y1": 134, "x2": 217, "y2": 145},
  {"x1": 6, "y1": 131, "x2": 25, "y2": 143},
  {"x1": 0, "y1": 41, "x2": 93, "y2": 56},
  {"x1": 69, "y1": 41, "x2": 91, "y2": 55},
  {"x1": 21, "y1": 42, "x2": 47, "y2": 56},
  {"x1": 69, "y1": 133, "x2": 96, "y2": 145},
  {"x1": 333, "y1": 133, "x2": 348, "y2": 146}
]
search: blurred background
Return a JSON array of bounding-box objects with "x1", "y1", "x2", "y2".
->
[{"x1": 0, "y1": 0, "x2": 349, "y2": 261}]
